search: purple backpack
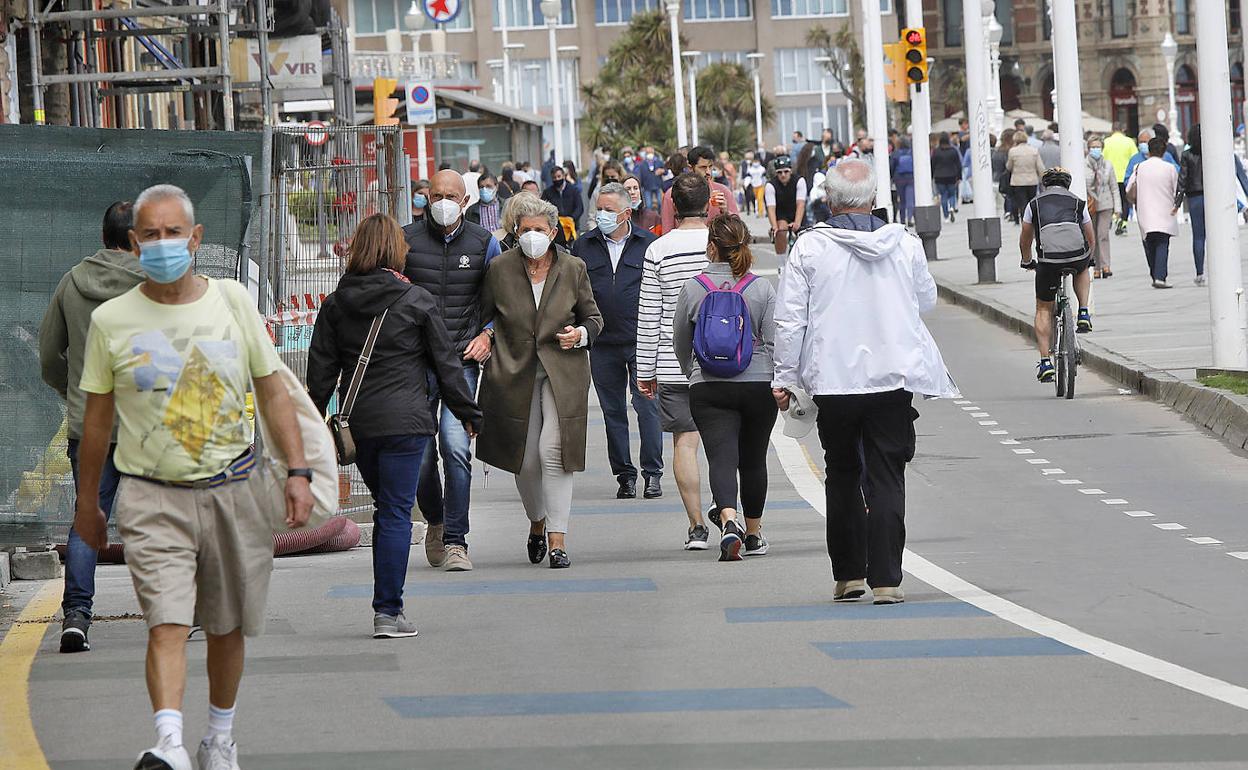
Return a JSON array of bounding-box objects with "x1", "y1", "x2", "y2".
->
[{"x1": 692, "y1": 273, "x2": 758, "y2": 378}]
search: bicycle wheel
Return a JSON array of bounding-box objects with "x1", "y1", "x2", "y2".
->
[
  {"x1": 1053, "y1": 306, "x2": 1066, "y2": 398},
  {"x1": 1062, "y1": 303, "x2": 1077, "y2": 399}
]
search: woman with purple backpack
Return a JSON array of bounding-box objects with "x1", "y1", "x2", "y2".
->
[{"x1": 672, "y1": 214, "x2": 778, "y2": 562}]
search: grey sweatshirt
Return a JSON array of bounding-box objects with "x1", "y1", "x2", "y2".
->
[
  {"x1": 39, "y1": 249, "x2": 145, "y2": 439},
  {"x1": 672, "y1": 262, "x2": 776, "y2": 386}
]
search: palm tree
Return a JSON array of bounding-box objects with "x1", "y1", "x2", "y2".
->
[{"x1": 697, "y1": 62, "x2": 774, "y2": 155}]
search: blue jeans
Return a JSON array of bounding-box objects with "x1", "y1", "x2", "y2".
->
[
  {"x1": 64, "y1": 439, "x2": 121, "y2": 618},
  {"x1": 356, "y1": 434, "x2": 430, "y2": 616},
  {"x1": 416, "y1": 363, "x2": 477, "y2": 548},
  {"x1": 1188, "y1": 194, "x2": 1206, "y2": 276},
  {"x1": 936, "y1": 182, "x2": 959, "y2": 217},
  {"x1": 896, "y1": 180, "x2": 915, "y2": 224},
  {"x1": 1144, "y1": 232, "x2": 1171, "y2": 281},
  {"x1": 644, "y1": 187, "x2": 661, "y2": 211},
  {"x1": 589, "y1": 343, "x2": 663, "y2": 482}
]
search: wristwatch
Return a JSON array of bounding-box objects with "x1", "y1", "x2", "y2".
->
[
  {"x1": 287, "y1": 467, "x2": 313, "y2": 481},
  {"x1": 482, "y1": 328, "x2": 495, "y2": 340}
]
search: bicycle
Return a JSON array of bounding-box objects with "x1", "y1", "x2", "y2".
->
[{"x1": 1051, "y1": 269, "x2": 1080, "y2": 399}]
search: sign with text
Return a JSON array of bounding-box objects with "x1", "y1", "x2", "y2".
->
[
  {"x1": 406, "y1": 82, "x2": 437, "y2": 125},
  {"x1": 229, "y1": 35, "x2": 322, "y2": 90}
]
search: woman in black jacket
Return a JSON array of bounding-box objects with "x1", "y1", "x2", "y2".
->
[
  {"x1": 308, "y1": 213, "x2": 482, "y2": 639},
  {"x1": 930, "y1": 132, "x2": 964, "y2": 223},
  {"x1": 1176, "y1": 125, "x2": 1206, "y2": 284}
]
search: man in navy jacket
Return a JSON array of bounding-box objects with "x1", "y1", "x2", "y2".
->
[{"x1": 572, "y1": 182, "x2": 663, "y2": 499}]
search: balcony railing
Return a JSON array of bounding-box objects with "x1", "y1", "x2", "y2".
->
[{"x1": 350, "y1": 52, "x2": 464, "y2": 83}]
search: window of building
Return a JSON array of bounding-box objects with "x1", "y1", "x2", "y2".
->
[
  {"x1": 493, "y1": 0, "x2": 575, "y2": 28},
  {"x1": 1110, "y1": 0, "x2": 1128, "y2": 37},
  {"x1": 514, "y1": 58, "x2": 580, "y2": 111},
  {"x1": 1042, "y1": 0, "x2": 1051, "y2": 39},
  {"x1": 684, "y1": 0, "x2": 751, "y2": 22},
  {"x1": 879, "y1": 0, "x2": 891, "y2": 12},
  {"x1": 694, "y1": 50, "x2": 750, "y2": 68},
  {"x1": 995, "y1": 0, "x2": 1013, "y2": 45},
  {"x1": 595, "y1": 0, "x2": 659, "y2": 24},
  {"x1": 943, "y1": 0, "x2": 962, "y2": 46},
  {"x1": 774, "y1": 48, "x2": 840, "y2": 95},
  {"x1": 354, "y1": 0, "x2": 473, "y2": 32},
  {"x1": 778, "y1": 105, "x2": 848, "y2": 147},
  {"x1": 1174, "y1": 0, "x2": 1189, "y2": 34},
  {"x1": 770, "y1": 0, "x2": 847, "y2": 17},
  {"x1": 1232, "y1": 0, "x2": 1241, "y2": 32}
]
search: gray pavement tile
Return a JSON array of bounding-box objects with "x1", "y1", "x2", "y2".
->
[{"x1": 31, "y1": 652, "x2": 399, "y2": 681}]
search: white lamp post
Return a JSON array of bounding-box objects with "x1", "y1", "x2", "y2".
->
[
  {"x1": 683, "y1": 50, "x2": 701, "y2": 146},
  {"x1": 1051, "y1": 0, "x2": 1086, "y2": 194},
  {"x1": 747, "y1": 51, "x2": 765, "y2": 151},
  {"x1": 498, "y1": 0, "x2": 513, "y2": 105},
  {"x1": 814, "y1": 55, "x2": 832, "y2": 134},
  {"x1": 405, "y1": 2, "x2": 431, "y2": 183},
  {"x1": 980, "y1": 0, "x2": 1002, "y2": 135},
  {"x1": 559, "y1": 44, "x2": 579, "y2": 168},
  {"x1": 540, "y1": 0, "x2": 564, "y2": 164},
  {"x1": 665, "y1": 0, "x2": 688, "y2": 147},
  {"x1": 987, "y1": 15, "x2": 1004, "y2": 135},
  {"x1": 842, "y1": 58, "x2": 854, "y2": 139},
  {"x1": 1161, "y1": 32, "x2": 1179, "y2": 138},
  {"x1": 861, "y1": 0, "x2": 891, "y2": 217}
]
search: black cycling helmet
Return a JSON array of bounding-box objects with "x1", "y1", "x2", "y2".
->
[
  {"x1": 773, "y1": 155, "x2": 793, "y2": 170},
  {"x1": 1041, "y1": 166, "x2": 1072, "y2": 189}
]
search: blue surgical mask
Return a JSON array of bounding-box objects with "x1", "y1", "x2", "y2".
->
[
  {"x1": 1139, "y1": 143, "x2": 1149, "y2": 155},
  {"x1": 413, "y1": 193, "x2": 428, "y2": 209},
  {"x1": 479, "y1": 187, "x2": 496, "y2": 204},
  {"x1": 630, "y1": 198, "x2": 643, "y2": 210},
  {"x1": 139, "y1": 238, "x2": 193, "y2": 284},
  {"x1": 1089, "y1": 148, "x2": 1103, "y2": 160},
  {"x1": 596, "y1": 209, "x2": 622, "y2": 236}
]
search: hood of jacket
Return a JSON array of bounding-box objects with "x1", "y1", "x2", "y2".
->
[
  {"x1": 332, "y1": 269, "x2": 412, "y2": 317},
  {"x1": 808, "y1": 220, "x2": 909, "y2": 262},
  {"x1": 69, "y1": 249, "x2": 144, "y2": 302}
]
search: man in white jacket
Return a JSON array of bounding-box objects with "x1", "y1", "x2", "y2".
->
[{"x1": 772, "y1": 159, "x2": 957, "y2": 606}]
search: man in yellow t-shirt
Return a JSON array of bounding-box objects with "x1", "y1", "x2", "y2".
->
[
  {"x1": 1101, "y1": 125, "x2": 1137, "y2": 231},
  {"x1": 75, "y1": 184, "x2": 313, "y2": 770}
]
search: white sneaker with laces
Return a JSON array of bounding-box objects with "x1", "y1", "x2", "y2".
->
[
  {"x1": 133, "y1": 735, "x2": 192, "y2": 770},
  {"x1": 196, "y1": 735, "x2": 241, "y2": 770}
]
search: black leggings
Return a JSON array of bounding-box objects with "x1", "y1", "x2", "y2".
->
[{"x1": 689, "y1": 382, "x2": 779, "y2": 519}]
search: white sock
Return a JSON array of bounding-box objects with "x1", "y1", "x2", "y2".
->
[
  {"x1": 207, "y1": 703, "x2": 236, "y2": 741},
  {"x1": 154, "y1": 709, "x2": 183, "y2": 748}
]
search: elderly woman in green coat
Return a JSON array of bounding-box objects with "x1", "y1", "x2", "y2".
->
[{"x1": 478, "y1": 193, "x2": 604, "y2": 569}]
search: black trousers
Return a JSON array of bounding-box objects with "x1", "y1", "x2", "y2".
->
[
  {"x1": 689, "y1": 382, "x2": 779, "y2": 519},
  {"x1": 814, "y1": 389, "x2": 918, "y2": 588}
]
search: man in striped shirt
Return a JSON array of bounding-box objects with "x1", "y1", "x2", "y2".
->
[{"x1": 637, "y1": 173, "x2": 712, "y2": 550}]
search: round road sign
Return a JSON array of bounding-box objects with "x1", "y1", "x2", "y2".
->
[
  {"x1": 423, "y1": 0, "x2": 462, "y2": 24},
  {"x1": 305, "y1": 120, "x2": 329, "y2": 146}
]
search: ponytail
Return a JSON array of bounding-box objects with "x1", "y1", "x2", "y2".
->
[{"x1": 707, "y1": 213, "x2": 754, "y2": 278}]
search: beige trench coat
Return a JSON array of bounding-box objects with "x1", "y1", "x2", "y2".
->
[{"x1": 477, "y1": 246, "x2": 604, "y2": 474}]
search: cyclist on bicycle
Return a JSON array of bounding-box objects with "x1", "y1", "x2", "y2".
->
[
  {"x1": 766, "y1": 156, "x2": 806, "y2": 261},
  {"x1": 1020, "y1": 167, "x2": 1095, "y2": 383}
]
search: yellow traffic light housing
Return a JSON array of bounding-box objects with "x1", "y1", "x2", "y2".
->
[
  {"x1": 901, "y1": 27, "x2": 929, "y2": 86},
  {"x1": 373, "y1": 78, "x2": 400, "y2": 126},
  {"x1": 882, "y1": 42, "x2": 909, "y2": 103}
]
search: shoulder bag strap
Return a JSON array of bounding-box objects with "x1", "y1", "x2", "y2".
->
[
  {"x1": 340, "y1": 309, "x2": 388, "y2": 419},
  {"x1": 732, "y1": 274, "x2": 757, "y2": 293},
  {"x1": 695, "y1": 274, "x2": 719, "y2": 293}
]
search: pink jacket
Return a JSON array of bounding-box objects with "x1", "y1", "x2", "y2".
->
[{"x1": 1126, "y1": 157, "x2": 1178, "y2": 236}]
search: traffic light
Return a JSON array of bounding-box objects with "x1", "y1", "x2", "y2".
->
[
  {"x1": 373, "y1": 78, "x2": 400, "y2": 126},
  {"x1": 901, "y1": 27, "x2": 929, "y2": 86},
  {"x1": 882, "y1": 42, "x2": 909, "y2": 103}
]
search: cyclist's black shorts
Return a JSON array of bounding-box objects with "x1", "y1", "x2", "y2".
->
[{"x1": 1035, "y1": 257, "x2": 1091, "y2": 302}]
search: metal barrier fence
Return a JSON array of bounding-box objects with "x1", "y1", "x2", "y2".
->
[{"x1": 260, "y1": 123, "x2": 407, "y2": 515}]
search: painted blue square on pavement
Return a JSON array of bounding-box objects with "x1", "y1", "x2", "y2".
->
[
  {"x1": 725, "y1": 601, "x2": 990, "y2": 623},
  {"x1": 328, "y1": 578, "x2": 657, "y2": 598},
  {"x1": 813, "y1": 637, "x2": 1086, "y2": 659},
  {"x1": 385, "y1": 687, "x2": 849, "y2": 718}
]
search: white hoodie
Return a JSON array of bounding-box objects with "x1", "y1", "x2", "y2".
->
[{"x1": 772, "y1": 222, "x2": 959, "y2": 398}]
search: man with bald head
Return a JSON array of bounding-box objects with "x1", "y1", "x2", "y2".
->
[{"x1": 403, "y1": 169, "x2": 501, "y2": 572}]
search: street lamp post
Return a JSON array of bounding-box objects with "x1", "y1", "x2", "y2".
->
[
  {"x1": 1161, "y1": 32, "x2": 1179, "y2": 138},
  {"x1": 906, "y1": 0, "x2": 940, "y2": 259},
  {"x1": 665, "y1": 0, "x2": 688, "y2": 148},
  {"x1": 1051, "y1": 0, "x2": 1086, "y2": 194},
  {"x1": 559, "y1": 44, "x2": 579, "y2": 168},
  {"x1": 499, "y1": 0, "x2": 512, "y2": 105},
  {"x1": 404, "y1": 2, "x2": 430, "y2": 182},
  {"x1": 683, "y1": 50, "x2": 701, "y2": 146},
  {"x1": 843, "y1": 58, "x2": 854, "y2": 139},
  {"x1": 981, "y1": 0, "x2": 1002, "y2": 135},
  {"x1": 540, "y1": 0, "x2": 564, "y2": 165},
  {"x1": 961, "y1": 0, "x2": 1001, "y2": 281},
  {"x1": 987, "y1": 15, "x2": 1005, "y2": 136},
  {"x1": 747, "y1": 52, "x2": 765, "y2": 152},
  {"x1": 814, "y1": 55, "x2": 832, "y2": 134},
  {"x1": 861, "y1": 0, "x2": 891, "y2": 218}
]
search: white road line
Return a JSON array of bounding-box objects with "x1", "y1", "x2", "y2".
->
[
  {"x1": 989, "y1": 430, "x2": 1010, "y2": 435},
  {"x1": 1154, "y1": 523, "x2": 1188, "y2": 531},
  {"x1": 1079, "y1": 488, "x2": 1106, "y2": 494},
  {"x1": 1058, "y1": 479, "x2": 1084, "y2": 485},
  {"x1": 979, "y1": 420, "x2": 999, "y2": 426},
  {"x1": 1000, "y1": 439, "x2": 1020, "y2": 445},
  {"x1": 1125, "y1": 511, "x2": 1156, "y2": 517},
  {"x1": 1041, "y1": 469, "x2": 1066, "y2": 475},
  {"x1": 769, "y1": 423, "x2": 1248, "y2": 712},
  {"x1": 1012, "y1": 448, "x2": 1035, "y2": 454},
  {"x1": 1102, "y1": 499, "x2": 1130, "y2": 505},
  {"x1": 954, "y1": 400, "x2": 972, "y2": 405},
  {"x1": 1186, "y1": 537, "x2": 1223, "y2": 545},
  {"x1": 1228, "y1": 552, "x2": 1248, "y2": 560},
  {"x1": 1026, "y1": 459, "x2": 1050, "y2": 465},
  {"x1": 971, "y1": 412, "x2": 990, "y2": 418},
  {"x1": 961, "y1": 406, "x2": 979, "y2": 411}
]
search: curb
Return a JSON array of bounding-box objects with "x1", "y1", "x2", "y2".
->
[{"x1": 935, "y1": 279, "x2": 1248, "y2": 452}]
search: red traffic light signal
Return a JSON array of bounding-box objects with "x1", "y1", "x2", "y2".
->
[
  {"x1": 900, "y1": 27, "x2": 928, "y2": 85},
  {"x1": 905, "y1": 28, "x2": 923, "y2": 45}
]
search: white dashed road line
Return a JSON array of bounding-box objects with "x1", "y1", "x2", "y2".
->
[
  {"x1": 1125, "y1": 511, "x2": 1156, "y2": 517},
  {"x1": 1154, "y1": 523, "x2": 1188, "y2": 531},
  {"x1": 1187, "y1": 537, "x2": 1224, "y2": 545}
]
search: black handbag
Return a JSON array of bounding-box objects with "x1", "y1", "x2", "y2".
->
[{"x1": 328, "y1": 310, "x2": 387, "y2": 465}]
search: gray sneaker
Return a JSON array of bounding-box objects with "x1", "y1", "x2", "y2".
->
[
  {"x1": 373, "y1": 612, "x2": 418, "y2": 639},
  {"x1": 196, "y1": 735, "x2": 240, "y2": 770},
  {"x1": 443, "y1": 544, "x2": 473, "y2": 571},
  {"x1": 425, "y1": 523, "x2": 446, "y2": 568}
]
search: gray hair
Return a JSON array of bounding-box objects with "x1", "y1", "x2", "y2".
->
[
  {"x1": 134, "y1": 184, "x2": 195, "y2": 223},
  {"x1": 502, "y1": 191, "x2": 558, "y2": 232},
  {"x1": 823, "y1": 159, "x2": 877, "y2": 212},
  {"x1": 596, "y1": 182, "x2": 630, "y2": 209}
]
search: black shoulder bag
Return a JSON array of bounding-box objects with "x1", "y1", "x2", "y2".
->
[{"x1": 328, "y1": 309, "x2": 387, "y2": 465}]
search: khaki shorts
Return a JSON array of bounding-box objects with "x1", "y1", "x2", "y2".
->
[{"x1": 114, "y1": 475, "x2": 274, "y2": 637}]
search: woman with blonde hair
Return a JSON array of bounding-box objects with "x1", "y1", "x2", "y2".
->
[
  {"x1": 308, "y1": 213, "x2": 482, "y2": 638},
  {"x1": 672, "y1": 214, "x2": 778, "y2": 561}
]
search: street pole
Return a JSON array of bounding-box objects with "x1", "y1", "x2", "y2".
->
[
  {"x1": 500, "y1": 0, "x2": 512, "y2": 106},
  {"x1": 666, "y1": 0, "x2": 688, "y2": 148},
  {"x1": 684, "y1": 50, "x2": 701, "y2": 146},
  {"x1": 907, "y1": 0, "x2": 940, "y2": 259},
  {"x1": 541, "y1": 0, "x2": 564, "y2": 164},
  {"x1": 961, "y1": 0, "x2": 1000, "y2": 281},
  {"x1": 1161, "y1": 33, "x2": 1179, "y2": 140},
  {"x1": 987, "y1": 15, "x2": 1005, "y2": 135},
  {"x1": 815, "y1": 55, "x2": 831, "y2": 132},
  {"x1": 1050, "y1": 0, "x2": 1086, "y2": 197},
  {"x1": 405, "y1": 4, "x2": 429, "y2": 180},
  {"x1": 843, "y1": 59, "x2": 854, "y2": 138},
  {"x1": 861, "y1": 2, "x2": 891, "y2": 218},
  {"x1": 559, "y1": 46, "x2": 579, "y2": 168},
  {"x1": 748, "y1": 52, "x2": 765, "y2": 151},
  {"x1": 1242, "y1": 0, "x2": 1248, "y2": 146},
  {"x1": 1195, "y1": 0, "x2": 1248, "y2": 367}
]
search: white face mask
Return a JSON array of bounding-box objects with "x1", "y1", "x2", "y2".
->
[
  {"x1": 518, "y1": 230, "x2": 552, "y2": 259},
  {"x1": 430, "y1": 198, "x2": 462, "y2": 227}
]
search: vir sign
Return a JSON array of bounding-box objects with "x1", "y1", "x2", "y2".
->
[{"x1": 406, "y1": 83, "x2": 437, "y2": 125}]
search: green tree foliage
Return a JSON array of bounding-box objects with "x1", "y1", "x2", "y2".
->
[
  {"x1": 806, "y1": 24, "x2": 864, "y2": 136},
  {"x1": 696, "y1": 62, "x2": 774, "y2": 156}
]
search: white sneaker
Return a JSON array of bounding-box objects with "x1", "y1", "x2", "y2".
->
[
  {"x1": 196, "y1": 735, "x2": 241, "y2": 770},
  {"x1": 134, "y1": 735, "x2": 192, "y2": 770}
]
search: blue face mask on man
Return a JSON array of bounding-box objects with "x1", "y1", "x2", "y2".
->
[
  {"x1": 413, "y1": 193, "x2": 428, "y2": 209},
  {"x1": 596, "y1": 209, "x2": 623, "y2": 236},
  {"x1": 1139, "y1": 143, "x2": 1149, "y2": 155},
  {"x1": 139, "y1": 238, "x2": 193, "y2": 284},
  {"x1": 1089, "y1": 148, "x2": 1103, "y2": 160},
  {"x1": 479, "y1": 187, "x2": 496, "y2": 204}
]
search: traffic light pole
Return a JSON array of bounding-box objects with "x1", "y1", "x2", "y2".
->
[
  {"x1": 905, "y1": 5, "x2": 939, "y2": 260},
  {"x1": 960, "y1": 0, "x2": 1000, "y2": 282}
]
